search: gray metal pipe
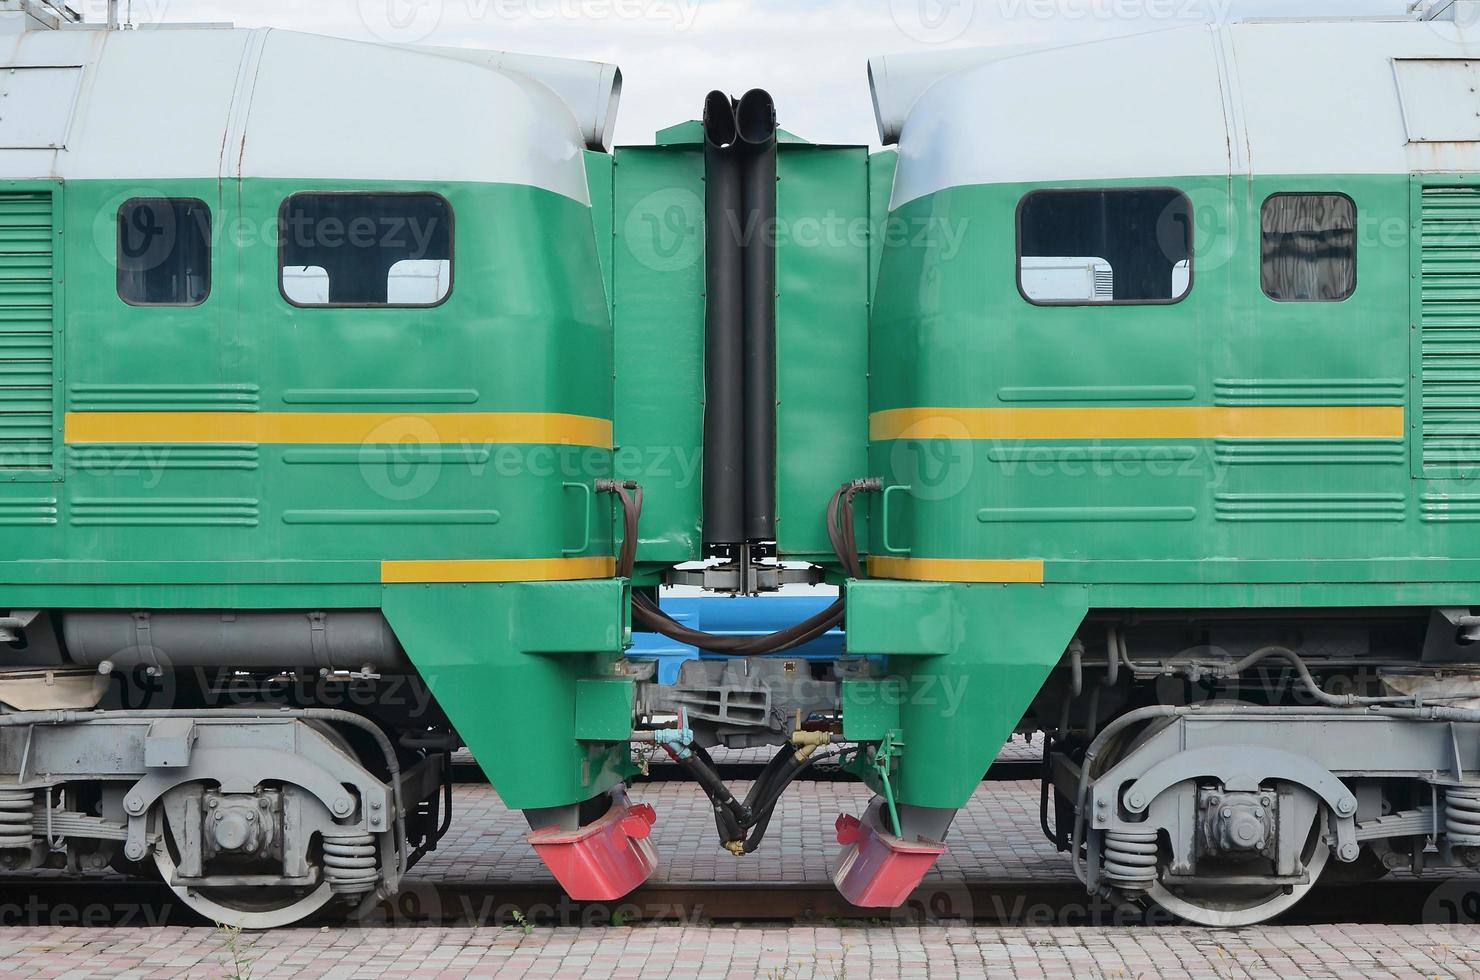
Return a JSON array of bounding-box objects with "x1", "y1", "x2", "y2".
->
[{"x1": 61, "y1": 611, "x2": 408, "y2": 672}]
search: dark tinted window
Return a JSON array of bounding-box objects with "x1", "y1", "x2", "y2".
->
[
  {"x1": 1261, "y1": 193, "x2": 1356, "y2": 302},
  {"x1": 279, "y1": 193, "x2": 452, "y2": 307},
  {"x1": 1018, "y1": 188, "x2": 1192, "y2": 305},
  {"x1": 117, "y1": 198, "x2": 211, "y2": 306}
]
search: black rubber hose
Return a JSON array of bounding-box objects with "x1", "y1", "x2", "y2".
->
[
  {"x1": 632, "y1": 591, "x2": 843, "y2": 656},
  {"x1": 616, "y1": 483, "x2": 642, "y2": 580},
  {"x1": 745, "y1": 752, "x2": 808, "y2": 819},
  {"x1": 741, "y1": 751, "x2": 830, "y2": 853},
  {"x1": 741, "y1": 807, "x2": 777, "y2": 854},
  {"x1": 702, "y1": 90, "x2": 745, "y2": 549},
  {"x1": 614, "y1": 478, "x2": 874, "y2": 656},
  {"x1": 664, "y1": 744, "x2": 748, "y2": 842},
  {"x1": 1039, "y1": 732, "x2": 1062, "y2": 851},
  {"x1": 741, "y1": 744, "x2": 799, "y2": 813},
  {"x1": 737, "y1": 89, "x2": 778, "y2": 543}
]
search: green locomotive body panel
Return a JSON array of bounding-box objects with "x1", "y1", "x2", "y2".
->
[
  {"x1": 0, "y1": 177, "x2": 613, "y2": 567},
  {"x1": 855, "y1": 172, "x2": 1480, "y2": 809},
  {"x1": 0, "y1": 175, "x2": 629, "y2": 809},
  {"x1": 596, "y1": 131, "x2": 884, "y2": 568}
]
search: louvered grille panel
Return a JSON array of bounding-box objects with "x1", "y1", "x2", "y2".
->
[
  {"x1": 1421, "y1": 185, "x2": 1480, "y2": 470},
  {"x1": 0, "y1": 191, "x2": 55, "y2": 470}
]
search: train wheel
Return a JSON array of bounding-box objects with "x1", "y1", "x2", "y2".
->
[
  {"x1": 1143, "y1": 810, "x2": 1331, "y2": 928},
  {"x1": 150, "y1": 798, "x2": 337, "y2": 929}
]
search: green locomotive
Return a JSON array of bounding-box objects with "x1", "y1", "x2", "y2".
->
[
  {"x1": 856, "y1": 9, "x2": 1480, "y2": 925},
  {"x1": 7, "y1": 0, "x2": 1480, "y2": 930},
  {"x1": 0, "y1": 11, "x2": 629, "y2": 926}
]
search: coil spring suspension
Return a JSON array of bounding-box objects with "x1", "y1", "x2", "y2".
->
[
  {"x1": 1446, "y1": 787, "x2": 1480, "y2": 846},
  {"x1": 322, "y1": 830, "x2": 379, "y2": 897},
  {"x1": 1101, "y1": 829, "x2": 1159, "y2": 891},
  {"x1": 0, "y1": 789, "x2": 34, "y2": 850}
]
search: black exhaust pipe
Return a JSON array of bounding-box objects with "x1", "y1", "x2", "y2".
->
[
  {"x1": 701, "y1": 91, "x2": 745, "y2": 549},
  {"x1": 736, "y1": 89, "x2": 778, "y2": 544}
]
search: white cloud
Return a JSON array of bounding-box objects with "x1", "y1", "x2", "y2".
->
[{"x1": 90, "y1": 0, "x2": 1412, "y2": 146}]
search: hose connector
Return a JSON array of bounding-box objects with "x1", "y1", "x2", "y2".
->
[
  {"x1": 631, "y1": 709, "x2": 695, "y2": 759},
  {"x1": 845, "y1": 477, "x2": 883, "y2": 494},
  {"x1": 597, "y1": 479, "x2": 639, "y2": 494},
  {"x1": 791, "y1": 729, "x2": 833, "y2": 762}
]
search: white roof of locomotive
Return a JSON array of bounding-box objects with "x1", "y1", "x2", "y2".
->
[
  {"x1": 0, "y1": 26, "x2": 600, "y2": 204},
  {"x1": 884, "y1": 17, "x2": 1480, "y2": 208}
]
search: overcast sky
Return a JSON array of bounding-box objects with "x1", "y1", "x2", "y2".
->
[{"x1": 84, "y1": 0, "x2": 1413, "y2": 146}]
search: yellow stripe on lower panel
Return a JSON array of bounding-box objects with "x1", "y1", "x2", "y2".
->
[
  {"x1": 868, "y1": 556, "x2": 1045, "y2": 584},
  {"x1": 381, "y1": 556, "x2": 617, "y2": 585},
  {"x1": 65, "y1": 412, "x2": 614, "y2": 449},
  {"x1": 869, "y1": 406, "x2": 1404, "y2": 442}
]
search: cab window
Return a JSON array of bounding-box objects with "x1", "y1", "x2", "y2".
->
[
  {"x1": 1018, "y1": 188, "x2": 1192, "y2": 305},
  {"x1": 1260, "y1": 193, "x2": 1356, "y2": 302},
  {"x1": 279, "y1": 193, "x2": 453, "y2": 307},
  {"x1": 117, "y1": 198, "x2": 211, "y2": 306}
]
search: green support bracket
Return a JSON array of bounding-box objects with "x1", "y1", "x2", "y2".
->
[{"x1": 842, "y1": 728, "x2": 905, "y2": 837}]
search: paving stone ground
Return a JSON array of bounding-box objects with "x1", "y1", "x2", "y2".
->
[
  {"x1": 417, "y1": 778, "x2": 1063, "y2": 885},
  {"x1": 2, "y1": 923, "x2": 1479, "y2": 978},
  {"x1": 6, "y1": 743, "x2": 1480, "y2": 977}
]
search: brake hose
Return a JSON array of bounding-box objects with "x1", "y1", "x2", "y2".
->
[{"x1": 601, "y1": 478, "x2": 879, "y2": 656}]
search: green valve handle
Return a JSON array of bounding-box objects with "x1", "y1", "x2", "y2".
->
[
  {"x1": 881, "y1": 484, "x2": 912, "y2": 556},
  {"x1": 562, "y1": 482, "x2": 593, "y2": 556}
]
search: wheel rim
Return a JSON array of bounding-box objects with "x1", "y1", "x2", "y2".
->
[
  {"x1": 1147, "y1": 831, "x2": 1331, "y2": 927},
  {"x1": 151, "y1": 804, "x2": 337, "y2": 929}
]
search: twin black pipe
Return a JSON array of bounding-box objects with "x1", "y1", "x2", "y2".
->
[{"x1": 702, "y1": 89, "x2": 778, "y2": 549}]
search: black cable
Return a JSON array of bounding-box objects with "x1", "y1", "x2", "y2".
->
[
  {"x1": 741, "y1": 751, "x2": 832, "y2": 854},
  {"x1": 632, "y1": 591, "x2": 844, "y2": 655},
  {"x1": 741, "y1": 744, "x2": 800, "y2": 813},
  {"x1": 611, "y1": 478, "x2": 876, "y2": 656},
  {"x1": 606, "y1": 478, "x2": 877, "y2": 852},
  {"x1": 663, "y1": 744, "x2": 749, "y2": 841}
]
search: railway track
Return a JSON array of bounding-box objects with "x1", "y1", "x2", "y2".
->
[{"x1": 3, "y1": 877, "x2": 1473, "y2": 929}]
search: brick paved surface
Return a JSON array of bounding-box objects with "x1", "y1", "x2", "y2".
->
[
  {"x1": 418, "y1": 779, "x2": 1065, "y2": 884},
  {"x1": 2, "y1": 923, "x2": 1479, "y2": 978},
  {"x1": 6, "y1": 777, "x2": 1480, "y2": 976}
]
